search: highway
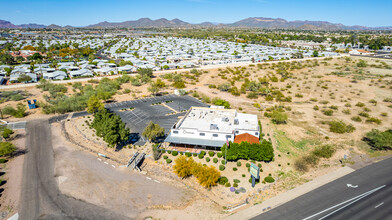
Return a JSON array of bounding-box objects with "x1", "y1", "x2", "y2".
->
[
  {"x1": 19, "y1": 120, "x2": 129, "y2": 220},
  {"x1": 252, "y1": 158, "x2": 392, "y2": 220}
]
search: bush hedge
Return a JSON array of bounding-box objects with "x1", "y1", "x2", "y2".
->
[
  {"x1": 264, "y1": 176, "x2": 275, "y2": 183},
  {"x1": 221, "y1": 139, "x2": 274, "y2": 162},
  {"x1": 172, "y1": 151, "x2": 178, "y2": 156}
]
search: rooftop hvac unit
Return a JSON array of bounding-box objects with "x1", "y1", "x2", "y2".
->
[
  {"x1": 222, "y1": 117, "x2": 229, "y2": 122},
  {"x1": 210, "y1": 124, "x2": 219, "y2": 130},
  {"x1": 234, "y1": 118, "x2": 239, "y2": 125}
]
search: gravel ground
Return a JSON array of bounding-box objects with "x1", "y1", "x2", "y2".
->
[{"x1": 52, "y1": 123, "x2": 193, "y2": 219}]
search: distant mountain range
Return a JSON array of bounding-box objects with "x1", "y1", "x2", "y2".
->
[{"x1": 1, "y1": 17, "x2": 391, "y2": 30}]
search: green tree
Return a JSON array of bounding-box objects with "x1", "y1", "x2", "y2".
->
[
  {"x1": 87, "y1": 95, "x2": 104, "y2": 114},
  {"x1": 271, "y1": 110, "x2": 288, "y2": 124},
  {"x1": 17, "y1": 74, "x2": 32, "y2": 83},
  {"x1": 142, "y1": 121, "x2": 164, "y2": 142},
  {"x1": 138, "y1": 68, "x2": 153, "y2": 78},
  {"x1": 148, "y1": 82, "x2": 160, "y2": 96}
]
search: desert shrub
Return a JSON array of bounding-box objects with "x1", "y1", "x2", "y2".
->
[
  {"x1": 233, "y1": 183, "x2": 238, "y2": 187},
  {"x1": 258, "y1": 163, "x2": 262, "y2": 168},
  {"x1": 264, "y1": 176, "x2": 275, "y2": 183},
  {"x1": 208, "y1": 151, "x2": 215, "y2": 157},
  {"x1": 193, "y1": 153, "x2": 197, "y2": 157},
  {"x1": 366, "y1": 117, "x2": 381, "y2": 125},
  {"x1": 172, "y1": 151, "x2": 178, "y2": 156},
  {"x1": 2, "y1": 103, "x2": 27, "y2": 118},
  {"x1": 0, "y1": 142, "x2": 17, "y2": 156},
  {"x1": 213, "y1": 158, "x2": 218, "y2": 163},
  {"x1": 246, "y1": 163, "x2": 250, "y2": 167},
  {"x1": 185, "y1": 152, "x2": 192, "y2": 157},
  {"x1": 219, "y1": 165, "x2": 225, "y2": 171},
  {"x1": 363, "y1": 129, "x2": 392, "y2": 150},
  {"x1": 342, "y1": 109, "x2": 351, "y2": 115},
  {"x1": 237, "y1": 161, "x2": 242, "y2": 167},
  {"x1": 225, "y1": 182, "x2": 231, "y2": 187},
  {"x1": 233, "y1": 167, "x2": 237, "y2": 171},
  {"x1": 218, "y1": 176, "x2": 228, "y2": 185},
  {"x1": 329, "y1": 105, "x2": 338, "y2": 110},
  {"x1": 328, "y1": 120, "x2": 355, "y2": 133},
  {"x1": 2, "y1": 128, "x2": 14, "y2": 139},
  {"x1": 163, "y1": 155, "x2": 168, "y2": 159},
  {"x1": 242, "y1": 174, "x2": 246, "y2": 177},
  {"x1": 221, "y1": 160, "x2": 226, "y2": 165},
  {"x1": 217, "y1": 153, "x2": 222, "y2": 158},
  {"x1": 212, "y1": 97, "x2": 230, "y2": 109},
  {"x1": 206, "y1": 157, "x2": 210, "y2": 162},
  {"x1": 359, "y1": 112, "x2": 369, "y2": 118},
  {"x1": 294, "y1": 159, "x2": 308, "y2": 172},
  {"x1": 0, "y1": 158, "x2": 7, "y2": 163},
  {"x1": 313, "y1": 105, "x2": 319, "y2": 110},
  {"x1": 233, "y1": 179, "x2": 240, "y2": 183},
  {"x1": 303, "y1": 154, "x2": 319, "y2": 165},
  {"x1": 166, "y1": 159, "x2": 172, "y2": 164},
  {"x1": 355, "y1": 102, "x2": 365, "y2": 107},
  {"x1": 381, "y1": 112, "x2": 388, "y2": 117},
  {"x1": 312, "y1": 145, "x2": 335, "y2": 158},
  {"x1": 351, "y1": 116, "x2": 362, "y2": 122},
  {"x1": 322, "y1": 109, "x2": 333, "y2": 116}
]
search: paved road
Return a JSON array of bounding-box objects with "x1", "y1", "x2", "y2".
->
[
  {"x1": 19, "y1": 120, "x2": 129, "y2": 220},
  {"x1": 252, "y1": 158, "x2": 392, "y2": 220}
]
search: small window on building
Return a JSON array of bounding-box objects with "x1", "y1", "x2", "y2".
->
[
  {"x1": 226, "y1": 135, "x2": 231, "y2": 139},
  {"x1": 213, "y1": 134, "x2": 218, "y2": 137},
  {"x1": 199, "y1": 133, "x2": 205, "y2": 136},
  {"x1": 235, "y1": 131, "x2": 239, "y2": 134},
  {"x1": 173, "y1": 130, "x2": 179, "y2": 134},
  {"x1": 255, "y1": 132, "x2": 258, "y2": 136}
]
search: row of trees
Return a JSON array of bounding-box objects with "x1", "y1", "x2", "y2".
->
[
  {"x1": 221, "y1": 139, "x2": 274, "y2": 162},
  {"x1": 173, "y1": 155, "x2": 221, "y2": 188}
]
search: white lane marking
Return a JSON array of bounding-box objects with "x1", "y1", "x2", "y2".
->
[
  {"x1": 303, "y1": 185, "x2": 386, "y2": 220},
  {"x1": 104, "y1": 162, "x2": 109, "y2": 164},
  {"x1": 97, "y1": 158, "x2": 102, "y2": 161},
  {"x1": 154, "y1": 180, "x2": 160, "y2": 183},
  {"x1": 375, "y1": 202, "x2": 384, "y2": 208},
  {"x1": 146, "y1": 177, "x2": 152, "y2": 180},
  {"x1": 347, "y1": 184, "x2": 359, "y2": 188},
  {"x1": 112, "y1": 165, "x2": 116, "y2": 168}
]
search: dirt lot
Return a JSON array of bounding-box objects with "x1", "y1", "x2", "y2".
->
[
  {"x1": 52, "y1": 123, "x2": 224, "y2": 219},
  {"x1": 0, "y1": 130, "x2": 26, "y2": 217}
]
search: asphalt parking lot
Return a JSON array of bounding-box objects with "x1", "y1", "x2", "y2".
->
[{"x1": 105, "y1": 94, "x2": 208, "y2": 145}]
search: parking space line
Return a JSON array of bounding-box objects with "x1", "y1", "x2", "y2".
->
[
  {"x1": 154, "y1": 180, "x2": 160, "y2": 183},
  {"x1": 112, "y1": 165, "x2": 116, "y2": 168},
  {"x1": 97, "y1": 158, "x2": 102, "y2": 161},
  {"x1": 146, "y1": 177, "x2": 152, "y2": 180},
  {"x1": 104, "y1": 162, "x2": 109, "y2": 164}
]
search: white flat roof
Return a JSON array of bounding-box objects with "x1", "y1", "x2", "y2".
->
[{"x1": 177, "y1": 107, "x2": 258, "y2": 133}]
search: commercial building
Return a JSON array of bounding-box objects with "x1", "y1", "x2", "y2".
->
[{"x1": 164, "y1": 106, "x2": 259, "y2": 151}]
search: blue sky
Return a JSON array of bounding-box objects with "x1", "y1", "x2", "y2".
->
[{"x1": 0, "y1": 0, "x2": 391, "y2": 27}]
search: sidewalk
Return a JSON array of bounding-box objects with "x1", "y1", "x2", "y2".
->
[{"x1": 225, "y1": 166, "x2": 355, "y2": 220}]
